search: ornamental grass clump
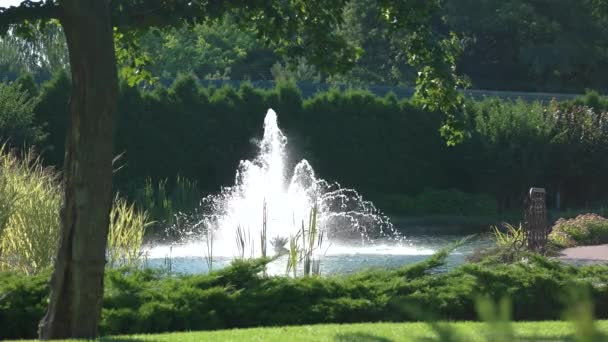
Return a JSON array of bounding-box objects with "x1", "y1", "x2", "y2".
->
[
  {"x1": 0, "y1": 145, "x2": 149, "y2": 274},
  {"x1": 0, "y1": 146, "x2": 60, "y2": 275},
  {"x1": 549, "y1": 214, "x2": 608, "y2": 248},
  {"x1": 468, "y1": 223, "x2": 528, "y2": 263}
]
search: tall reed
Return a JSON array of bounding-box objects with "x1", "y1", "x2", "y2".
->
[
  {"x1": 135, "y1": 176, "x2": 201, "y2": 236},
  {"x1": 261, "y1": 200, "x2": 268, "y2": 276},
  {"x1": 286, "y1": 232, "x2": 299, "y2": 277},
  {"x1": 285, "y1": 204, "x2": 323, "y2": 277},
  {"x1": 303, "y1": 205, "x2": 322, "y2": 276},
  {"x1": 107, "y1": 195, "x2": 150, "y2": 268},
  {"x1": 261, "y1": 200, "x2": 267, "y2": 258},
  {"x1": 235, "y1": 224, "x2": 254, "y2": 260},
  {"x1": 204, "y1": 226, "x2": 214, "y2": 272}
]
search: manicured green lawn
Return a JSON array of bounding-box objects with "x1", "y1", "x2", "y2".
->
[{"x1": 14, "y1": 321, "x2": 608, "y2": 341}]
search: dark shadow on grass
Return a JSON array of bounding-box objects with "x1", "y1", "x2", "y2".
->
[{"x1": 334, "y1": 332, "x2": 393, "y2": 342}]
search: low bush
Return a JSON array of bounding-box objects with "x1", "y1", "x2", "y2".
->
[
  {"x1": 2, "y1": 253, "x2": 608, "y2": 339},
  {"x1": 549, "y1": 214, "x2": 608, "y2": 248}
]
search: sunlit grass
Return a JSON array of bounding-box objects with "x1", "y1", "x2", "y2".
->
[{"x1": 9, "y1": 321, "x2": 608, "y2": 341}]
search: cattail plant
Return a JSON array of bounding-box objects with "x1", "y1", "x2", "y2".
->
[
  {"x1": 261, "y1": 200, "x2": 268, "y2": 259},
  {"x1": 284, "y1": 204, "x2": 325, "y2": 277},
  {"x1": 235, "y1": 224, "x2": 254, "y2": 260},
  {"x1": 107, "y1": 195, "x2": 150, "y2": 269},
  {"x1": 286, "y1": 232, "x2": 300, "y2": 277},
  {"x1": 303, "y1": 205, "x2": 322, "y2": 276},
  {"x1": 261, "y1": 200, "x2": 268, "y2": 276},
  {"x1": 204, "y1": 226, "x2": 214, "y2": 272},
  {"x1": 163, "y1": 246, "x2": 173, "y2": 274}
]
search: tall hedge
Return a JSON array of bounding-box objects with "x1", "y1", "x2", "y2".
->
[{"x1": 18, "y1": 73, "x2": 608, "y2": 213}]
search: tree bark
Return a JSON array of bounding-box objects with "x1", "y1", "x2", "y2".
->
[{"x1": 38, "y1": 0, "x2": 118, "y2": 339}]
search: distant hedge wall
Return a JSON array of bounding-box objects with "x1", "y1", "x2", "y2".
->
[{"x1": 5, "y1": 72, "x2": 608, "y2": 213}]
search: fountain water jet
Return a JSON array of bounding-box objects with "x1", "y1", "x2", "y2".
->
[{"x1": 149, "y1": 109, "x2": 407, "y2": 266}]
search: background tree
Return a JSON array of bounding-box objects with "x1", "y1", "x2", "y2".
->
[
  {"x1": 0, "y1": 0, "x2": 462, "y2": 339},
  {"x1": 137, "y1": 16, "x2": 278, "y2": 81},
  {"x1": 445, "y1": 0, "x2": 608, "y2": 92}
]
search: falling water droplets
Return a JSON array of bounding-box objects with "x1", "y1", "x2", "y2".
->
[{"x1": 167, "y1": 108, "x2": 402, "y2": 257}]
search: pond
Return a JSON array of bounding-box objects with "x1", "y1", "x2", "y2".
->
[{"x1": 143, "y1": 233, "x2": 493, "y2": 275}]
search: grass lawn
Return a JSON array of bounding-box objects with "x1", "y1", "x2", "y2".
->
[{"x1": 13, "y1": 321, "x2": 608, "y2": 341}]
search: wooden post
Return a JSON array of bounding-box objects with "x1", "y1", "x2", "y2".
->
[{"x1": 524, "y1": 187, "x2": 548, "y2": 251}]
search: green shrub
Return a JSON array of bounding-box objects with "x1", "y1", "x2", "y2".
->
[
  {"x1": 0, "y1": 271, "x2": 49, "y2": 339},
  {"x1": 2, "y1": 253, "x2": 608, "y2": 339},
  {"x1": 0, "y1": 81, "x2": 44, "y2": 147},
  {"x1": 549, "y1": 214, "x2": 608, "y2": 248}
]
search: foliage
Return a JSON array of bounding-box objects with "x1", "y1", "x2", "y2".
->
[
  {"x1": 0, "y1": 271, "x2": 49, "y2": 340},
  {"x1": 0, "y1": 80, "x2": 44, "y2": 147},
  {"x1": 0, "y1": 146, "x2": 149, "y2": 274},
  {"x1": 284, "y1": 205, "x2": 324, "y2": 277},
  {"x1": 0, "y1": 146, "x2": 60, "y2": 275},
  {"x1": 107, "y1": 196, "x2": 150, "y2": 269},
  {"x1": 492, "y1": 223, "x2": 526, "y2": 251},
  {"x1": 549, "y1": 214, "x2": 608, "y2": 248},
  {"x1": 459, "y1": 98, "x2": 555, "y2": 209},
  {"x1": 2, "y1": 253, "x2": 608, "y2": 339},
  {"x1": 138, "y1": 16, "x2": 276, "y2": 81},
  {"x1": 548, "y1": 103, "x2": 608, "y2": 207},
  {"x1": 3, "y1": 76, "x2": 604, "y2": 214},
  {"x1": 131, "y1": 176, "x2": 201, "y2": 238},
  {"x1": 2, "y1": 1, "x2": 607, "y2": 95},
  {"x1": 0, "y1": 20, "x2": 68, "y2": 82},
  {"x1": 379, "y1": 189, "x2": 498, "y2": 216},
  {"x1": 31, "y1": 70, "x2": 69, "y2": 167},
  {"x1": 468, "y1": 223, "x2": 529, "y2": 264},
  {"x1": 445, "y1": 0, "x2": 608, "y2": 92},
  {"x1": 0, "y1": 75, "x2": 606, "y2": 218}
]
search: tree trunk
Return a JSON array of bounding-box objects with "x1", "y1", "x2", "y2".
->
[{"x1": 38, "y1": 0, "x2": 118, "y2": 339}]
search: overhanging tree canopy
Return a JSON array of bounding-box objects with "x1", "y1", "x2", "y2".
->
[{"x1": 0, "y1": 0, "x2": 463, "y2": 339}]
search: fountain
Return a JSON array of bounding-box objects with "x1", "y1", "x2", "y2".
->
[{"x1": 145, "y1": 109, "x2": 482, "y2": 274}]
